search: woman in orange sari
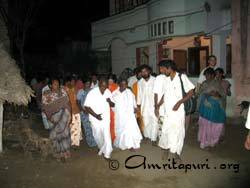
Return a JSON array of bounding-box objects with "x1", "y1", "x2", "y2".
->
[
  {"x1": 108, "y1": 74, "x2": 118, "y2": 143},
  {"x1": 64, "y1": 77, "x2": 82, "y2": 148}
]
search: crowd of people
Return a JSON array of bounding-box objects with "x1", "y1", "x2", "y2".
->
[{"x1": 30, "y1": 55, "x2": 233, "y2": 162}]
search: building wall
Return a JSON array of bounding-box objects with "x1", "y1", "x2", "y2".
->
[
  {"x1": 92, "y1": 0, "x2": 208, "y2": 50},
  {"x1": 92, "y1": 0, "x2": 232, "y2": 76},
  {"x1": 92, "y1": 0, "x2": 235, "y2": 116},
  {"x1": 92, "y1": 4, "x2": 148, "y2": 50}
]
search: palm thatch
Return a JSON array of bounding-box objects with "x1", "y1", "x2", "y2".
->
[{"x1": 0, "y1": 45, "x2": 34, "y2": 105}]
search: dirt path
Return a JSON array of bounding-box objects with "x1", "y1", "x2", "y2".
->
[{"x1": 0, "y1": 116, "x2": 250, "y2": 188}]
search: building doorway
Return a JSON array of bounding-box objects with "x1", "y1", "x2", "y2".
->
[
  {"x1": 173, "y1": 49, "x2": 187, "y2": 73},
  {"x1": 188, "y1": 46, "x2": 209, "y2": 76}
]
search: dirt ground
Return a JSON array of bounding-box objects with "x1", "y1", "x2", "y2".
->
[{"x1": 0, "y1": 114, "x2": 250, "y2": 188}]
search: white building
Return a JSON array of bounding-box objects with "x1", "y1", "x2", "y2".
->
[{"x1": 91, "y1": 0, "x2": 233, "y2": 116}]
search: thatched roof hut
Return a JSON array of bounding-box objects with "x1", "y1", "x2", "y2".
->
[
  {"x1": 0, "y1": 44, "x2": 34, "y2": 153},
  {"x1": 0, "y1": 45, "x2": 33, "y2": 105}
]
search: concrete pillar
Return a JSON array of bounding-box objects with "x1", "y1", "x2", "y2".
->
[
  {"x1": 212, "y1": 33, "x2": 227, "y2": 71},
  {"x1": 232, "y1": 0, "x2": 250, "y2": 106}
]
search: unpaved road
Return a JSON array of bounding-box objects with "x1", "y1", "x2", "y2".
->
[{"x1": 0, "y1": 116, "x2": 250, "y2": 188}]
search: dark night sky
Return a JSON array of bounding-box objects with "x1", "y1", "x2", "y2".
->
[{"x1": 25, "y1": 0, "x2": 109, "y2": 52}]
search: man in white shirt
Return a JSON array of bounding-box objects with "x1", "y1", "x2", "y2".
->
[
  {"x1": 137, "y1": 65, "x2": 158, "y2": 145},
  {"x1": 153, "y1": 74, "x2": 167, "y2": 117},
  {"x1": 128, "y1": 68, "x2": 139, "y2": 88},
  {"x1": 153, "y1": 66, "x2": 167, "y2": 118},
  {"x1": 153, "y1": 71, "x2": 167, "y2": 141},
  {"x1": 90, "y1": 73, "x2": 99, "y2": 89},
  {"x1": 158, "y1": 60, "x2": 195, "y2": 161},
  {"x1": 197, "y1": 55, "x2": 217, "y2": 91},
  {"x1": 244, "y1": 105, "x2": 250, "y2": 150},
  {"x1": 84, "y1": 78, "x2": 115, "y2": 159}
]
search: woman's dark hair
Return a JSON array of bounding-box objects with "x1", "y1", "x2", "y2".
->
[
  {"x1": 215, "y1": 67, "x2": 224, "y2": 74},
  {"x1": 108, "y1": 74, "x2": 117, "y2": 83},
  {"x1": 204, "y1": 67, "x2": 215, "y2": 76},
  {"x1": 50, "y1": 77, "x2": 60, "y2": 86},
  {"x1": 64, "y1": 76, "x2": 72, "y2": 83},
  {"x1": 215, "y1": 67, "x2": 225, "y2": 79},
  {"x1": 158, "y1": 59, "x2": 178, "y2": 71}
]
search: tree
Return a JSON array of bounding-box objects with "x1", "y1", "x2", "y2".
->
[{"x1": 1, "y1": 0, "x2": 43, "y2": 76}]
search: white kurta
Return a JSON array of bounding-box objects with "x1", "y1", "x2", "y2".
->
[
  {"x1": 158, "y1": 73, "x2": 195, "y2": 155},
  {"x1": 90, "y1": 81, "x2": 99, "y2": 89},
  {"x1": 128, "y1": 75, "x2": 138, "y2": 88},
  {"x1": 112, "y1": 88, "x2": 142, "y2": 150},
  {"x1": 153, "y1": 74, "x2": 167, "y2": 116},
  {"x1": 137, "y1": 76, "x2": 158, "y2": 141},
  {"x1": 84, "y1": 87, "x2": 113, "y2": 158},
  {"x1": 245, "y1": 106, "x2": 250, "y2": 130}
]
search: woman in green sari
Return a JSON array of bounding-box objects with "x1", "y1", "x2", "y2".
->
[{"x1": 198, "y1": 68, "x2": 226, "y2": 149}]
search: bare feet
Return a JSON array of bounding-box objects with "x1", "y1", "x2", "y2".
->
[
  {"x1": 174, "y1": 153, "x2": 182, "y2": 164},
  {"x1": 152, "y1": 141, "x2": 158, "y2": 146},
  {"x1": 129, "y1": 148, "x2": 136, "y2": 152},
  {"x1": 64, "y1": 151, "x2": 71, "y2": 159},
  {"x1": 161, "y1": 149, "x2": 169, "y2": 161}
]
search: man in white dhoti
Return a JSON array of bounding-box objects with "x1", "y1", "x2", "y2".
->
[
  {"x1": 158, "y1": 60, "x2": 195, "y2": 161},
  {"x1": 153, "y1": 72, "x2": 167, "y2": 140},
  {"x1": 137, "y1": 65, "x2": 158, "y2": 145},
  {"x1": 84, "y1": 78, "x2": 114, "y2": 159},
  {"x1": 244, "y1": 105, "x2": 250, "y2": 150},
  {"x1": 112, "y1": 79, "x2": 142, "y2": 151}
]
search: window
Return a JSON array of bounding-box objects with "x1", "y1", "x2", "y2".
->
[
  {"x1": 158, "y1": 23, "x2": 161, "y2": 36},
  {"x1": 151, "y1": 25, "x2": 153, "y2": 37},
  {"x1": 113, "y1": 0, "x2": 149, "y2": 14},
  {"x1": 168, "y1": 21, "x2": 174, "y2": 34},
  {"x1": 163, "y1": 22, "x2": 167, "y2": 35},
  {"x1": 154, "y1": 24, "x2": 157, "y2": 36}
]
